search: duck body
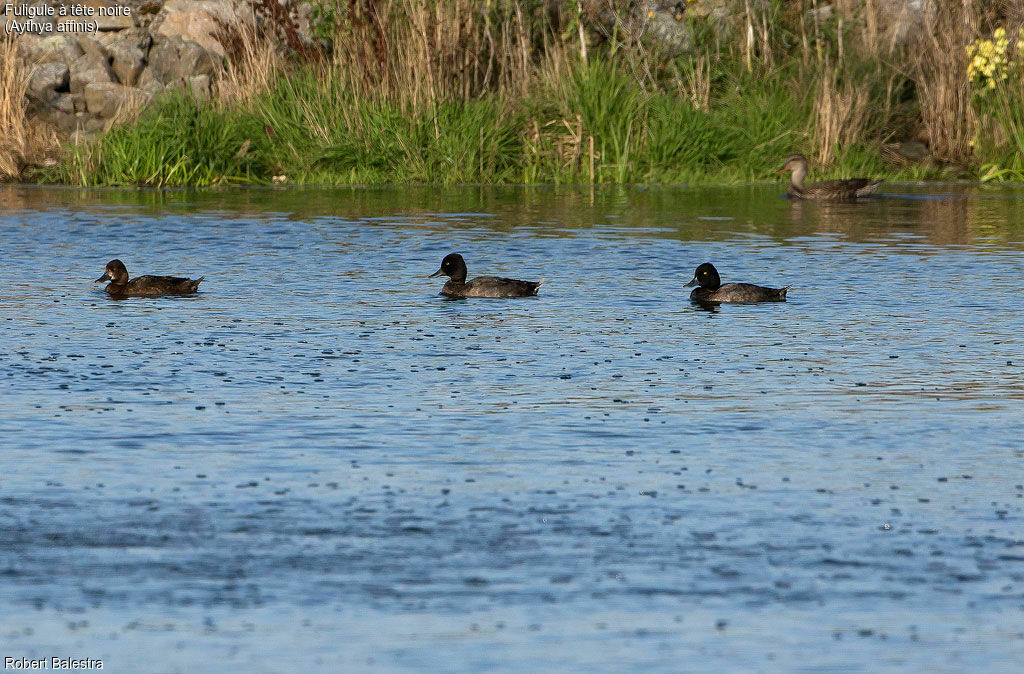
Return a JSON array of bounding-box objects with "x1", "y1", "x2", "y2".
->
[
  {"x1": 96, "y1": 259, "x2": 203, "y2": 297},
  {"x1": 439, "y1": 276, "x2": 543, "y2": 298},
  {"x1": 777, "y1": 154, "x2": 881, "y2": 200},
  {"x1": 686, "y1": 262, "x2": 789, "y2": 303},
  {"x1": 430, "y1": 253, "x2": 542, "y2": 298}
]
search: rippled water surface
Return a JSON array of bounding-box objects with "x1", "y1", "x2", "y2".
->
[{"x1": 1, "y1": 184, "x2": 1023, "y2": 671}]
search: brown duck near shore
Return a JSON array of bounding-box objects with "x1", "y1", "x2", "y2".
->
[{"x1": 776, "y1": 154, "x2": 881, "y2": 200}]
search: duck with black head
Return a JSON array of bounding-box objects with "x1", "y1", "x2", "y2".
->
[
  {"x1": 686, "y1": 262, "x2": 790, "y2": 303},
  {"x1": 429, "y1": 253, "x2": 543, "y2": 298},
  {"x1": 95, "y1": 259, "x2": 204, "y2": 297}
]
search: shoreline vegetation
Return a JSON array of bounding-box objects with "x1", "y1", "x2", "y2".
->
[{"x1": 4, "y1": 1, "x2": 1024, "y2": 188}]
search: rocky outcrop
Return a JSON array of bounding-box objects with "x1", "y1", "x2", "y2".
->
[{"x1": 4, "y1": 1, "x2": 311, "y2": 138}]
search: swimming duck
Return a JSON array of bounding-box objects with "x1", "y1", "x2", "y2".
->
[
  {"x1": 429, "y1": 253, "x2": 543, "y2": 298},
  {"x1": 776, "y1": 154, "x2": 881, "y2": 200},
  {"x1": 686, "y1": 262, "x2": 790, "y2": 303},
  {"x1": 95, "y1": 259, "x2": 203, "y2": 297}
]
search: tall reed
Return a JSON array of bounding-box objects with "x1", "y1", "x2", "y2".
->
[
  {"x1": 906, "y1": 2, "x2": 978, "y2": 162},
  {"x1": 1, "y1": 37, "x2": 29, "y2": 179}
]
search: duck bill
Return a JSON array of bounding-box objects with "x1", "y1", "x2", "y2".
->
[
  {"x1": 95, "y1": 273, "x2": 110, "y2": 283},
  {"x1": 774, "y1": 166, "x2": 790, "y2": 174},
  {"x1": 685, "y1": 276, "x2": 699, "y2": 288},
  {"x1": 428, "y1": 268, "x2": 444, "y2": 278}
]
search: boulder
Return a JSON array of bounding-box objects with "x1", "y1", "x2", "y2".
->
[
  {"x1": 18, "y1": 34, "x2": 84, "y2": 65},
  {"x1": 104, "y1": 29, "x2": 153, "y2": 86},
  {"x1": 881, "y1": 0, "x2": 935, "y2": 46},
  {"x1": 54, "y1": 93, "x2": 75, "y2": 114},
  {"x1": 27, "y1": 62, "x2": 70, "y2": 103},
  {"x1": 148, "y1": 34, "x2": 217, "y2": 84},
  {"x1": 187, "y1": 73, "x2": 211, "y2": 100},
  {"x1": 83, "y1": 116, "x2": 108, "y2": 133},
  {"x1": 640, "y1": 3, "x2": 694, "y2": 57},
  {"x1": 69, "y1": 51, "x2": 116, "y2": 94},
  {"x1": 156, "y1": 0, "x2": 251, "y2": 57},
  {"x1": 84, "y1": 81, "x2": 132, "y2": 118},
  {"x1": 135, "y1": 67, "x2": 166, "y2": 96}
]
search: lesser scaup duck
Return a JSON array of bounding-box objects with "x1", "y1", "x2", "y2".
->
[
  {"x1": 95, "y1": 259, "x2": 203, "y2": 297},
  {"x1": 686, "y1": 262, "x2": 790, "y2": 303},
  {"x1": 429, "y1": 253, "x2": 543, "y2": 298},
  {"x1": 776, "y1": 154, "x2": 881, "y2": 200}
]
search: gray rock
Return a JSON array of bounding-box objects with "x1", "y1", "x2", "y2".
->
[
  {"x1": 84, "y1": 82, "x2": 131, "y2": 118},
  {"x1": 84, "y1": 117, "x2": 108, "y2": 133},
  {"x1": 70, "y1": 58, "x2": 116, "y2": 94},
  {"x1": 188, "y1": 74, "x2": 211, "y2": 100},
  {"x1": 105, "y1": 29, "x2": 152, "y2": 86},
  {"x1": 85, "y1": 0, "x2": 136, "y2": 31},
  {"x1": 640, "y1": 4, "x2": 694, "y2": 56},
  {"x1": 146, "y1": 35, "x2": 178, "y2": 83},
  {"x1": 135, "y1": 67, "x2": 166, "y2": 96},
  {"x1": 75, "y1": 35, "x2": 109, "y2": 63},
  {"x1": 157, "y1": 0, "x2": 253, "y2": 57},
  {"x1": 24, "y1": 100, "x2": 78, "y2": 134},
  {"x1": 808, "y1": 4, "x2": 834, "y2": 23},
  {"x1": 148, "y1": 34, "x2": 218, "y2": 84},
  {"x1": 27, "y1": 62, "x2": 70, "y2": 102},
  {"x1": 19, "y1": 34, "x2": 84, "y2": 65},
  {"x1": 53, "y1": 110, "x2": 81, "y2": 133},
  {"x1": 68, "y1": 42, "x2": 117, "y2": 94},
  {"x1": 178, "y1": 38, "x2": 218, "y2": 79},
  {"x1": 884, "y1": 0, "x2": 935, "y2": 46},
  {"x1": 54, "y1": 93, "x2": 76, "y2": 114}
]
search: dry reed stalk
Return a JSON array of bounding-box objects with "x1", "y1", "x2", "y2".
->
[
  {"x1": 811, "y1": 59, "x2": 868, "y2": 163},
  {"x1": 811, "y1": 61, "x2": 872, "y2": 165},
  {"x1": 332, "y1": 0, "x2": 537, "y2": 111},
  {"x1": 216, "y1": 10, "x2": 284, "y2": 107},
  {"x1": 0, "y1": 37, "x2": 28, "y2": 179},
  {"x1": 0, "y1": 37, "x2": 60, "y2": 179},
  {"x1": 588, "y1": 134, "x2": 594, "y2": 183},
  {"x1": 906, "y1": 1, "x2": 978, "y2": 162},
  {"x1": 676, "y1": 51, "x2": 711, "y2": 112}
]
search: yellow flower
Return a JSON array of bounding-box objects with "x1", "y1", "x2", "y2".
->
[{"x1": 966, "y1": 27, "x2": 1017, "y2": 90}]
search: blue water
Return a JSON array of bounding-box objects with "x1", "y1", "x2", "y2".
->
[{"x1": 1, "y1": 184, "x2": 1023, "y2": 671}]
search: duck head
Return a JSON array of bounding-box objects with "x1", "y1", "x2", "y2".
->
[
  {"x1": 429, "y1": 253, "x2": 468, "y2": 283},
  {"x1": 775, "y1": 154, "x2": 809, "y2": 188},
  {"x1": 95, "y1": 259, "x2": 129, "y2": 284},
  {"x1": 685, "y1": 262, "x2": 722, "y2": 290}
]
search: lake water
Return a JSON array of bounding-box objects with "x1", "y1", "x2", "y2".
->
[{"x1": 1, "y1": 184, "x2": 1022, "y2": 672}]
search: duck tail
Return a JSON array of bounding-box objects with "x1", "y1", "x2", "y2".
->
[
  {"x1": 779, "y1": 285, "x2": 792, "y2": 300},
  {"x1": 193, "y1": 277, "x2": 205, "y2": 290},
  {"x1": 857, "y1": 180, "x2": 882, "y2": 197}
]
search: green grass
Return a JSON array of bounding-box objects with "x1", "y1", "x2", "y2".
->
[
  {"x1": 49, "y1": 58, "x2": 940, "y2": 188},
  {"x1": 55, "y1": 94, "x2": 265, "y2": 187}
]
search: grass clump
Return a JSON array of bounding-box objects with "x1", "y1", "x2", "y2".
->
[
  {"x1": 43, "y1": 0, "x2": 1024, "y2": 186},
  {"x1": 61, "y1": 94, "x2": 264, "y2": 187}
]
